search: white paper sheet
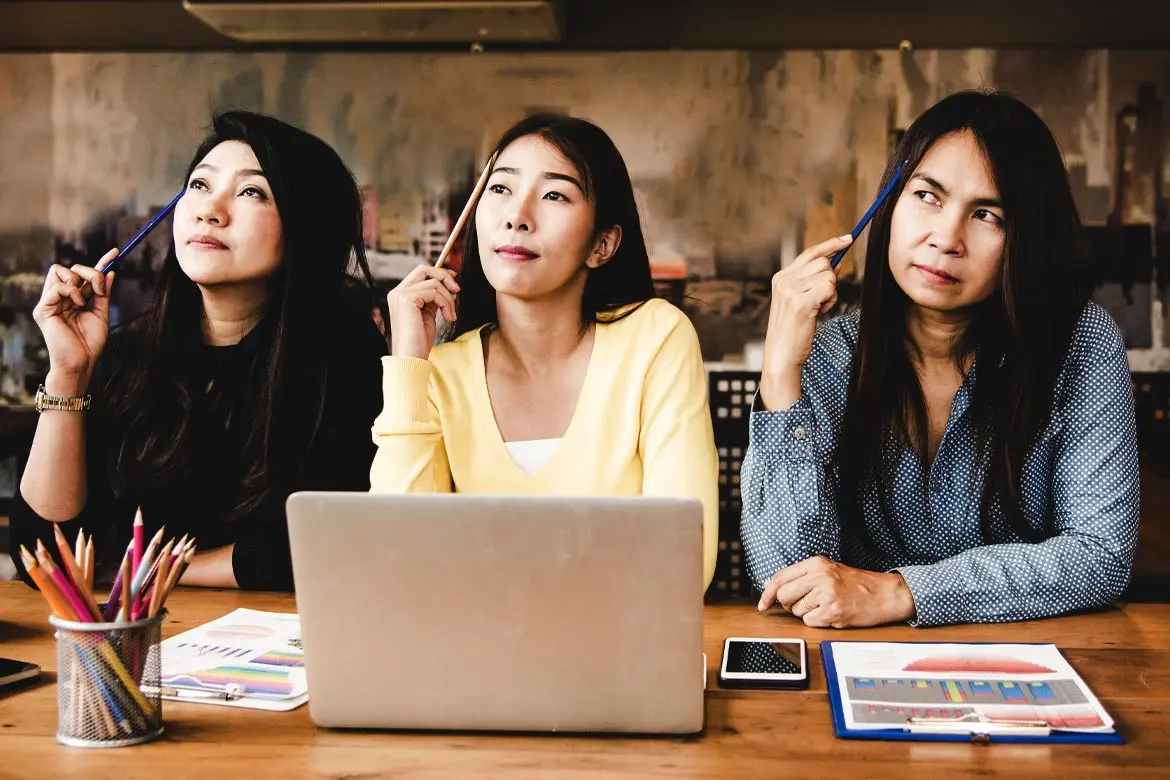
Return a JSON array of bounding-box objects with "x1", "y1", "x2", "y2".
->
[
  {"x1": 158, "y1": 608, "x2": 307, "y2": 711},
  {"x1": 828, "y1": 642, "x2": 1114, "y2": 733}
]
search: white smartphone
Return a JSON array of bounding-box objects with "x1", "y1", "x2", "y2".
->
[
  {"x1": 0, "y1": 657, "x2": 40, "y2": 689},
  {"x1": 719, "y1": 637, "x2": 808, "y2": 689}
]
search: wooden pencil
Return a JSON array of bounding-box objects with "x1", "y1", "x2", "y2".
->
[
  {"x1": 132, "y1": 506, "x2": 144, "y2": 576},
  {"x1": 435, "y1": 152, "x2": 497, "y2": 269},
  {"x1": 36, "y1": 540, "x2": 94, "y2": 621},
  {"x1": 119, "y1": 553, "x2": 132, "y2": 622},
  {"x1": 147, "y1": 540, "x2": 173, "y2": 618},
  {"x1": 102, "y1": 540, "x2": 135, "y2": 622},
  {"x1": 74, "y1": 528, "x2": 86, "y2": 583},
  {"x1": 52, "y1": 525, "x2": 101, "y2": 619},
  {"x1": 19, "y1": 546, "x2": 78, "y2": 621},
  {"x1": 84, "y1": 537, "x2": 95, "y2": 593}
]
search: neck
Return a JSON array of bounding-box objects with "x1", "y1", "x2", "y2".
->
[
  {"x1": 905, "y1": 304, "x2": 973, "y2": 368},
  {"x1": 198, "y1": 282, "x2": 268, "y2": 346},
  {"x1": 492, "y1": 286, "x2": 588, "y2": 377}
]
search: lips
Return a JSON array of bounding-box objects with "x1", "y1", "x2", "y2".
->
[
  {"x1": 913, "y1": 264, "x2": 958, "y2": 284},
  {"x1": 495, "y1": 245, "x2": 538, "y2": 261},
  {"x1": 188, "y1": 235, "x2": 228, "y2": 250}
]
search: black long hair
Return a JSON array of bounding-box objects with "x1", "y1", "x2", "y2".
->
[
  {"x1": 450, "y1": 113, "x2": 655, "y2": 338},
  {"x1": 837, "y1": 90, "x2": 1095, "y2": 544},
  {"x1": 100, "y1": 109, "x2": 377, "y2": 521}
]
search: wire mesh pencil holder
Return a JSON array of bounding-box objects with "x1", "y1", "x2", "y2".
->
[{"x1": 50, "y1": 608, "x2": 166, "y2": 748}]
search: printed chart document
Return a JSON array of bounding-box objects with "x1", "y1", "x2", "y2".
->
[
  {"x1": 158, "y1": 608, "x2": 307, "y2": 711},
  {"x1": 826, "y1": 642, "x2": 1114, "y2": 734}
]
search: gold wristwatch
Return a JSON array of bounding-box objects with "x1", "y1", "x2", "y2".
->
[{"x1": 34, "y1": 384, "x2": 91, "y2": 413}]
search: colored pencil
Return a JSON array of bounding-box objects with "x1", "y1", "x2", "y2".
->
[
  {"x1": 129, "y1": 526, "x2": 165, "y2": 606},
  {"x1": 119, "y1": 553, "x2": 132, "y2": 622},
  {"x1": 36, "y1": 540, "x2": 93, "y2": 622},
  {"x1": 53, "y1": 525, "x2": 101, "y2": 619},
  {"x1": 102, "y1": 540, "x2": 135, "y2": 621},
  {"x1": 19, "y1": 546, "x2": 78, "y2": 621},
  {"x1": 132, "y1": 507, "x2": 144, "y2": 579},
  {"x1": 74, "y1": 528, "x2": 86, "y2": 583},
  {"x1": 435, "y1": 152, "x2": 497, "y2": 269},
  {"x1": 84, "y1": 537, "x2": 95, "y2": 593},
  {"x1": 148, "y1": 542, "x2": 173, "y2": 618},
  {"x1": 829, "y1": 160, "x2": 910, "y2": 270},
  {"x1": 104, "y1": 190, "x2": 184, "y2": 273}
]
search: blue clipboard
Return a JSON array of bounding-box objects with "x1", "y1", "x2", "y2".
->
[{"x1": 820, "y1": 641, "x2": 1123, "y2": 745}]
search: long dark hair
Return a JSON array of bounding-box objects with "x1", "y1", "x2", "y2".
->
[
  {"x1": 451, "y1": 113, "x2": 655, "y2": 338},
  {"x1": 837, "y1": 90, "x2": 1095, "y2": 544},
  {"x1": 101, "y1": 109, "x2": 377, "y2": 520}
]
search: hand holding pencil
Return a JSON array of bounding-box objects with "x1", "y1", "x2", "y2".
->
[{"x1": 385, "y1": 152, "x2": 496, "y2": 360}]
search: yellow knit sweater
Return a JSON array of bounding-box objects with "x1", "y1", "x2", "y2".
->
[{"x1": 369, "y1": 298, "x2": 719, "y2": 588}]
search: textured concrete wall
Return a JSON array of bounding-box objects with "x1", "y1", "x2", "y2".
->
[{"x1": 0, "y1": 49, "x2": 1167, "y2": 362}]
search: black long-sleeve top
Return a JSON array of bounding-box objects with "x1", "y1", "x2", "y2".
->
[{"x1": 9, "y1": 306, "x2": 387, "y2": 592}]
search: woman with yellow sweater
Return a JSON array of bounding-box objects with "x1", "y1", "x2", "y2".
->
[{"x1": 371, "y1": 114, "x2": 718, "y2": 588}]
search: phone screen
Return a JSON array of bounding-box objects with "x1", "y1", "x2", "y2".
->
[
  {"x1": 0, "y1": 658, "x2": 39, "y2": 685},
  {"x1": 724, "y1": 640, "x2": 805, "y2": 676}
]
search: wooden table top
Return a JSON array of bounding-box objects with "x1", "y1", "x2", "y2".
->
[{"x1": 1, "y1": 581, "x2": 1168, "y2": 778}]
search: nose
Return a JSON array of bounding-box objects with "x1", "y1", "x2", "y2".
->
[
  {"x1": 928, "y1": 206, "x2": 964, "y2": 255},
  {"x1": 504, "y1": 190, "x2": 534, "y2": 233},
  {"x1": 194, "y1": 188, "x2": 228, "y2": 226}
]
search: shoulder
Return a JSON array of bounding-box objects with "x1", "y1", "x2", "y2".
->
[
  {"x1": 1066, "y1": 301, "x2": 1127, "y2": 363},
  {"x1": 1056, "y1": 302, "x2": 1130, "y2": 396},
  {"x1": 601, "y1": 298, "x2": 698, "y2": 345},
  {"x1": 428, "y1": 326, "x2": 487, "y2": 374}
]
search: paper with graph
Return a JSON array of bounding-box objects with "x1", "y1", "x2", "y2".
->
[
  {"x1": 159, "y1": 608, "x2": 308, "y2": 711},
  {"x1": 829, "y1": 642, "x2": 1114, "y2": 733}
]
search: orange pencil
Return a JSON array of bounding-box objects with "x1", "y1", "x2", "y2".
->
[
  {"x1": 53, "y1": 524, "x2": 101, "y2": 619},
  {"x1": 159, "y1": 542, "x2": 190, "y2": 606},
  {"x1": 36, "y1": 541, "x2": 94, "y2": 622},
  {"x1": 148, "y1": 542, "x2": 173, "y2": 618},
  {"x1": 19, "y1": 546, "x2": 79, "y2": 621},
  {"x1": 161, "y1": 546, "x2": 196, "y2": 606}
]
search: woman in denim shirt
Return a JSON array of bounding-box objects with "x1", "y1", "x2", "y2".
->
[{"x1": 743, "y1": 90, "x2": 1139, "y2": 627}]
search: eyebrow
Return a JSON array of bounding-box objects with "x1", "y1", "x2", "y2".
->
[
  {"x1": 191, "y1": 163, "x2": 268, "y2": 179},
  {"x1": 493, "y1": 166, "x2": 585, "y2": 193},
  {"x1": 912, "y1": 173, "x2": 1003, "y2": 209}
]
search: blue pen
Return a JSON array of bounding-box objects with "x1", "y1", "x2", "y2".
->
[
  {"x1": 102, "y1": 189, "x2": 185, "y2": 273},
  {"x1": 829, "y1": 160, "x2": 909, "y2": 270}
]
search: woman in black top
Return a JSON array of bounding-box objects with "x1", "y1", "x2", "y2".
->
[{"x1": 10, "y1": 110, "x2": 387, "y2": 591}]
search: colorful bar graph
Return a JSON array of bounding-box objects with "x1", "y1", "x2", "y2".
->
[
  {"x1": 968, "y1": 680, "x2": 995, "y2": 696},
  {"x1": 999, "y1": 681, "x2": 1027, "y2": 702},
  {"x1": 943, "y1": 680, "x2": 967, "y2": 703},
  {"x1": 1027, "y1": 681, "x2": 1055, "y2": 700}
]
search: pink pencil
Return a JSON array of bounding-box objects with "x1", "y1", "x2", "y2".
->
[
  {"x1": 36, "y1": 545, "x2": 92, "y2": 623},
  {"x1": 132, "y1": 507, "x2": 144, "y2": 578}
]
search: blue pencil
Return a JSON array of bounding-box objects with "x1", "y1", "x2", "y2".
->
[
  {"x1": 829, "y1": 160, "x2": 909, "y2": 270},
  {"x1": 102, "y1": 189, "x2": 185, "y2": 273}
]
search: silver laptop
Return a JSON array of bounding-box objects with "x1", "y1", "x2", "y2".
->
[{"x1": 285, "y1": 492, "x2": 706, "y2": 734}]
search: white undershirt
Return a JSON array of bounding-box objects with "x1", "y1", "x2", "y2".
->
[{"x1": 504, "y1": 438, "x2": 562, "y2": 475}]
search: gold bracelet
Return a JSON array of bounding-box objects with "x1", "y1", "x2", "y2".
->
[{"x1": 34, "y1": 383, "x2": 91, "y2": 413}]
